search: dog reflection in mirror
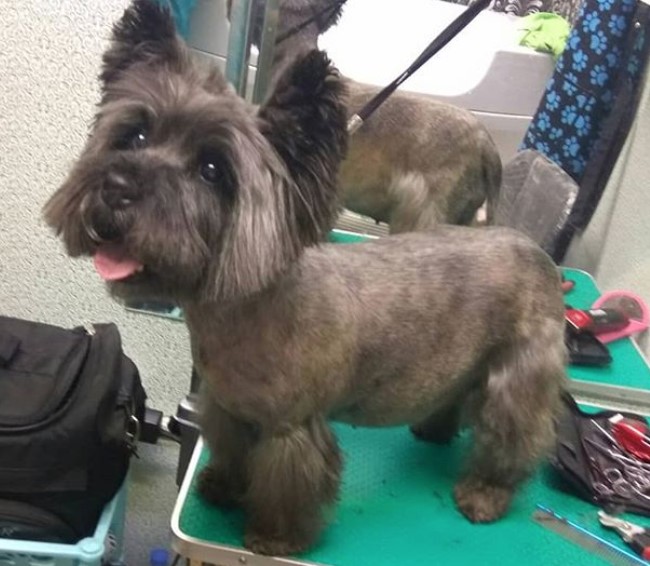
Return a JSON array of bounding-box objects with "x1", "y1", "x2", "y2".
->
[
  {"x1": 231, "y1": 0, "x2": 503, "y2": 232},
  {"x1": 44, "y1": 0, "x2": 565, "y2": 556}
]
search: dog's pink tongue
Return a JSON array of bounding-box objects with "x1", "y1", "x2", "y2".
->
[{"x1": 93, "y1": 244, "x2": 142, "y2": 281}]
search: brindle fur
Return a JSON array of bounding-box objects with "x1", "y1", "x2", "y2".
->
[{"x1": 44, "y1": 1, "x2": 565, "y2": 556}]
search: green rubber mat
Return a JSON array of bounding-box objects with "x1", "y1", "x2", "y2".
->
[{"x1": 176, "y1": 268, "x2": 650, "y2": 565}]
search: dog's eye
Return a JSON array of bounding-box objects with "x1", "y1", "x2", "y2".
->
[
  {"x1": 115, "y1": 128, "x2": 148, "y2": 151},
  {"x1": 197, "y1": 150, "x2": 236, "y2": 197},
  {"x1": 199, "y1": 158, "x2": 220, "y2": 185},
  {"x1": 130, "y1": 130, "x2": 148, "y2": 150}
]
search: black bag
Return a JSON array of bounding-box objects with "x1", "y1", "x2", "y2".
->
[
  {"x1": 552, "y1": 393, "x2": 650, "y2": 516},
  {"x1": 0, "y1": 316, "x2": 146, "y2": 543}
]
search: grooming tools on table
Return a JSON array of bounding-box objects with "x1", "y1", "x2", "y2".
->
[
  {"x1": 561, "y1": 277, "x2": 648, "y2": 368},
  {"x1": 533, "y1": 505, "x2": 647, "y2": 565},
  {"x1": 611, "y1": 415, "x2": 650, "y2": 463},
  {"x1": 583, "y1": 415, "x2": 650, "y2": 503},
  {"x1": 565, "y1": 307, "x2": 630, "y2": 335}
]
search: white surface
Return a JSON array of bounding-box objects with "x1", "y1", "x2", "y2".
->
[
  {"x1": 319, "y1": 0, "x2": 553, "y2": 112},
  {"x1": 317, "y1": 0, "x2": 555, "y2": 160},
  {"x1": 0, "y1": 0, "x2": 193, "y2": 415},
  {"x1": 188, "y1": 0, "x2": 230, "y2": 56}
]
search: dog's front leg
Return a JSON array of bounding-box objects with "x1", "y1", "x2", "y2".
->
[
  {"x1": 243, "y1": 416, "x2": 342, "y2": 556},
  {"x1": 198, "y1": 395, "x2": 256, "y2": 508}
]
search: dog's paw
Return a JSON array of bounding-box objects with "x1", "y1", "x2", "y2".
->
[
  {"x1": 453, "y1": 479, "x2": 512, "y2": 523},
  {"x1": 197, "y1": 465, "x2": 242, "y2": 508},
  {"x1": 244, "y1": 531, "x2": 310, "y2": 556}
]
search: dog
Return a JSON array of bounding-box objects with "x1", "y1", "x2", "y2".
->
[
  {"x1": 44, "y1": 0, "x2": 566, "y2": 556},
  {"x1": 233, "y1": 0, "x2": 503, "y2": 231}
]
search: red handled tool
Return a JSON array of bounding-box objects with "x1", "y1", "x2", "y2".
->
[
  {"x1": 565, "y1": 307, "x2": 630, "y2": 334},
  {"x1": 610, "y1": 414, "x2": 650, "y2": 462},
  {"x1": 599, "y1": 511, "x2": 650, "y2": 560}
]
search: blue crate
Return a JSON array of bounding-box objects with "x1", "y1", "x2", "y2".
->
[{"x1": 0, "y1": 482, "x2": 127, "y2": 566}]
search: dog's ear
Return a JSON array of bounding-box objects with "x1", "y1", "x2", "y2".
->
[
  {"x1": 257, "y1": 50, "x2": 348, "y2": 245},
  {"x1": 101, "y1": 0, "x2": 184, "y2": 86}
]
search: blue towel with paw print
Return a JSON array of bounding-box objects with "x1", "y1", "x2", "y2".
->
[{"x1": 522, "y1": 0, "x2": 648, "y2": 182}]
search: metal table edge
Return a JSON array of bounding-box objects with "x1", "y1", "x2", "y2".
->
[{"x1": 171, "y1": 437, "x2": 325, "y2": 566}]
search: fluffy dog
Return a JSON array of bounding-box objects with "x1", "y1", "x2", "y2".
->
[
  {"x1": 235, "y1": 0, "x2": 503, "y2": 231},
  {"x1": 44, "y1": 0, "x2": 565, "y2": 556}
]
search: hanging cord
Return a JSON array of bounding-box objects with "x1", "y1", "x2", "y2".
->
[
  {"x1": 347, "y1": 0, "x2": 492, "y2": 133},
  {"x1": 276, "y1": 0, "x2": 349, "y2": 44}
]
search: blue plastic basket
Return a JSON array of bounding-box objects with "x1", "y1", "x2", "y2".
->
[{"x1": 0, "y1": 482, "x2": 127, "y2": 566}]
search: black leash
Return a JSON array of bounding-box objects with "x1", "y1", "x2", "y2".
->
[{"x1": 347, "y1": 0, "x2": 492, "y2": 133}]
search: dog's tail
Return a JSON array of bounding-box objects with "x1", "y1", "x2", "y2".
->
[{"x1": 480, "y1": 132, "x2": 503, "y2": 225}]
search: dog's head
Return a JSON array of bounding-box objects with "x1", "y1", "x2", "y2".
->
[{"x1": 44, "y1": 0, "x2": 347, "y2": 303}]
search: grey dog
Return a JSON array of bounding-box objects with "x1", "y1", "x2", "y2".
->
[
  {"x1": 44, "y1": 0, "x2": 566, "y2": 556},
  {"x1": 231, "y1": 0, "x2": 503, "y2": 231}
]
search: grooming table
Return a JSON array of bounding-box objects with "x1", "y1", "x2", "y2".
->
[{"x1": 171, "y1": 268, "x2": 650, "y2": 565}]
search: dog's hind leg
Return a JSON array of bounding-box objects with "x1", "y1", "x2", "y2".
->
[
  {"x1": 454, "y1": 319, "x2": 565, "y2": 523},
  {"x1": 198, "y1": 395, "x2": 256, "y2": 508},
  {"x1": 410, "y1": 403, "x2": 461, "y2": 445},
  {"x1": 243, "y1": 416, "x2": 342, "y2": 556}
]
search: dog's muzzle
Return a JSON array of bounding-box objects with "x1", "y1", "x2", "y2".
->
[{"x1": 80, "y1": 193, "x2": 108, "y2": 244}]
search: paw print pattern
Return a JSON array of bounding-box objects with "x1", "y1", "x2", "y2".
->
[
  {"x1": 608, "y1": 14, "x2": 627, "y2": 37},
  {"x1": 561, "y1": 105, "x2": 578, "y2": 126},
  {"x1": 563, "y1": 78, "x2": 578, "y2": 96},
  {"x1": 574, "y1": 115, "x2": 592, "y2": 137},
  {"x1": 572, "y1": 49, "x2": 589, "y2": 71},
  {"x1": 547, "y1": 91, "x2": 561, "y2": 111},
  {"x1": 590, "y1": 30, "x2": 608, "y2": 54},
  {"x1": 570, "y1": 156, "x2": 588, "y2": 174},
  {"x1": 628, "y1": 55, "x2": 641, "y2": 76},
  {"x1": 620, "y1": 0, "x2": 636, "y2": 13},
  {"x1": 583, "y1": 12, "x2": 601, "y2": 33},
  {"x1": 537, "y1": 112, "x2": 551, "y2": 131},
  {"x1": 521, "y1": 0, "x2": 647, "y2": 182},
  {"x1": 590, "y1": 64, "x2": 608, "y2": 86},
  {"x1": 575, "y1": 94, "x2": 596, "y2": 113},
  {"x1": 563, "y1": 136, "x2": 579, "y2": 158}
]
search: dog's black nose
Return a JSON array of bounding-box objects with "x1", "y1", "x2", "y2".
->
[{"x1": 102, "y1": 170, "x2": 138, "y2": 209}]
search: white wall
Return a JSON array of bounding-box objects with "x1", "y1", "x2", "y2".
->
[{"x1": 0, "y1": 0, "x2": 193, "y2": 414}]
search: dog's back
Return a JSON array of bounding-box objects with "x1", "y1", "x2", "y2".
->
[
  {"x1": 341, "y1": 81, "x2": 502, "y2": 230},
  {"x1": 298, "y1": 226, "x2": 564, "y2": 425}
]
